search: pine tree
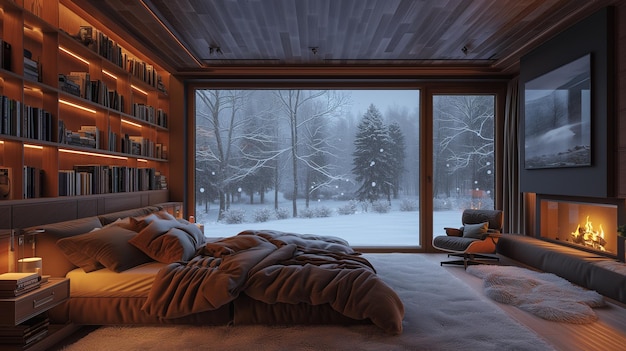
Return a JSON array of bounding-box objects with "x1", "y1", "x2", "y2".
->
[
  {"x1": 387, "y1": 121, "x2": 406, "y2": 198},
  {"x1": 352, "y1": 104, "x2": 393, "y2": 202}
]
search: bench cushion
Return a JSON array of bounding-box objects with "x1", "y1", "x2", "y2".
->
[{"x1": 497, "y1": 234, "x2": 626, "y2": 303}]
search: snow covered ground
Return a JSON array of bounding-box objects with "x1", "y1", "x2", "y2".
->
[{"x1": 194, "y1": 198, "x2": 464, "y2": 247}]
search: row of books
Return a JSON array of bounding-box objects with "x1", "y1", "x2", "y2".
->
[
  {"x1": 1, "y1": 163, "x2": 167, "y2": 199},
  {"x1": 132, "y1": 104, "x2": 168, "y2": 128},
  {"x1": 75, "y1": 26, "x2": 165, "y2": 93},
  {"x1": 64, "y1": 72, "x2": 125, "y2": 112},
  {"x1": 21, "y1": 106, "x2": 53, "y2": 142},
  {"x1": 121, "y1": 134, "x2": 168, "y2": 160},
  {"x1": 56, "y1": 122, "x2": 167, "y2": 159},
  {"x1": 0, "y1": 95, "x2": 54, "y2": 142},
  {"x1": 58, "y1": 165, "x2": 166, "y2": 196},
  {"x1": 120, "y1": 135, "x2": 155, "y2": 157},
  {"x1": 0, "y1": 272, "x2": 41, "y2": 298},
  {"x1": 24, "y1": 166, "x2": 44, "y2": 199}
]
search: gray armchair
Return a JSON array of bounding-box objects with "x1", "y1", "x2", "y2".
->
[{"x1": 432, "y1": 209, "x2": 503, "y2": 268}]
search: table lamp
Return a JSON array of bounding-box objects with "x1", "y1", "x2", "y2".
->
[{"x1": 11, "y1": 228, "x2": 45, "y2": 276}]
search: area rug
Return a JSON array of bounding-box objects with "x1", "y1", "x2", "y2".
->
[
  {"x1": 467, "y1": 265, "x2": 606, "y2": 324},
  {"x1": 60, "y1": 254, "x2": 555, "y2": 351}
]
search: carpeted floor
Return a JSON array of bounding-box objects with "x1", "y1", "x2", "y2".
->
[{"x1": 59, "y1": 253, "x2": 556, "y2": 351}]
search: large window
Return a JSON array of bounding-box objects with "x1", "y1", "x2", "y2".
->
[
  {"x1": 432, "y1": 95, "x2": 496, "y2": 236},
  {"x1": 194, "y1": 89, "x2": 420, "y2": 247}
]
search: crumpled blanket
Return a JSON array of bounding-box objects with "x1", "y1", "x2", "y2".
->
[{"x1": 142, "y1": 229, "x2": 404, "y2": 334}]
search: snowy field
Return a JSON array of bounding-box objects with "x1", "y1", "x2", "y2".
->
[{"x1": 194, "y1": 198, "x2": 464, "y2": 247}]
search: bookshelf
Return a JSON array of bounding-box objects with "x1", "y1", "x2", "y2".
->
[{"x1": 0, "y1": 0, "x2": 172, "y2": 201}]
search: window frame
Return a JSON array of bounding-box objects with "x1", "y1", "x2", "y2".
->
[{"x1": 185, "y1": 80, "x2": 507, "y2": 252}]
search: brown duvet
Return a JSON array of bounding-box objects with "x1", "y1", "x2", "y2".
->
[{"x1": 142, "y1": 229, "x2": 404, "y2": 334}]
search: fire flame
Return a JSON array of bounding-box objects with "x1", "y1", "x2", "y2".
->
[{"x1": 571, "y1": 216, "x2": 606, "y2": 251}]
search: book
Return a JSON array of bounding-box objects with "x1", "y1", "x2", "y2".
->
[
  {"x1": 0, "y1": 272, "x2": 39, "y2": 288},
  {"x1": 0, "y1": 273, "x2": 41, "y2": 297},
  {"x1": 0, "y1": 283, "x2": 41, "y2": 298},
  {"x1": 57, "y1": 119, "x2": 66, "y2": 144},
  {"x1": 0, "y1": 166, "x2": 11, "y2": 200},
  {"x1": 22, "y1": 166, "x2": 43, "y2": 199},
  {"x1": 0, "y1": 314, "x2": 49, "y2": 337},
  {"x1": 0, "y1": 39, "x2": 11, "y2": 71},
  {"x1": 58, "y1": 169, "x2": 76, "y2": 196},
  {"x1": 0, "y1": 327, "x2": 48, "y2": 345}
]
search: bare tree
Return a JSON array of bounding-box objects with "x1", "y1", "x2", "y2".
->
[
  {"x1": 273, "y1": 90, "x2": 349, "y2": 217},
  {"x1": 196, "y1": 90, "x2": 287, "y2": 220},
  {"x1": 434, "y1": 95, "x2": 494, "y2": 197}
]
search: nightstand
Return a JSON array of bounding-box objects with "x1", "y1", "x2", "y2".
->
[{"x1": 0, "y1": 278, "x2": 78, "y2": 351}]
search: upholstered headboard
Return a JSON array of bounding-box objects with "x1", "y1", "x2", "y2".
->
[{"x1": 27, "y1": 206, "x2": 162, "y2": 277}]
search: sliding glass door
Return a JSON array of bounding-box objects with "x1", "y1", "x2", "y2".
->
[{"x1": 432, "y1": 95, "x2": 496, "y2": 237}]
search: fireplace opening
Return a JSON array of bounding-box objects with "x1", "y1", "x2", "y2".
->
[{"x1": 537, "y1": 195, "x2": 625, "y2": 258}]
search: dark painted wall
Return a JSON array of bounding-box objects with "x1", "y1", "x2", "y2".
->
[{"x1": 519, "y1": 7, "x2": 614, "y2": 198}]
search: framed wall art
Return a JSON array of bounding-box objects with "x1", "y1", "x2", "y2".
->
[{"x1": 524, "y1": 54, "x2": 591, "y2": 169}]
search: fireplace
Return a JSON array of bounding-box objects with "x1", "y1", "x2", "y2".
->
[{"x1": 536, "y1": 195, "x2": 626, "y2": 258}]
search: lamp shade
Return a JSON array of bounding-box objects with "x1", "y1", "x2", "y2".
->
[{"x1": 18, "y1": 257, "x2": 43, "y2": 276}]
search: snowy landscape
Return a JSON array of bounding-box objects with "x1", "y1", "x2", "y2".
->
[
  {"x1": 193, "y1": 89, "x2": 494, "y2": 247},
  {"x1": 195, "y1": 196, "x2": 464, "y2": 247}
]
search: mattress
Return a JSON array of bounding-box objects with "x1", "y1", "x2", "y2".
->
[
  {"x1": 66, "y1": 262, "x2": 165, "y2": 297},
  {"x1": 59, "y1": 263, "x2": 371, "y2": 327},
  {"x1": 55, "y1": 262, "x2": 231, "y2": 325}
]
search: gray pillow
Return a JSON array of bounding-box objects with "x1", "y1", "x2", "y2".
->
[
  {"x1": 462, "y1": 222, "x2": 489, "y2": 239},
  {"x1": 57, "y1": 226, "x2": 153, "y2": 272}
]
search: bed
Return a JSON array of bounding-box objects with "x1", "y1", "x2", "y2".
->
[{"x1": 31, "y1": 206, "x2": 404, "y2": 335}]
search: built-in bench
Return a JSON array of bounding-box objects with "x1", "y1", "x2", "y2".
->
[{"x1": 496, "y1": 234, "x2": 626, "y2": 304}]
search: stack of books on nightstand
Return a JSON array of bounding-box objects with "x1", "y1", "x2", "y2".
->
[
  {"x1": 0, "y1": 272, "x2": 41, "y2": 298},
  {"x1": 0, "y1": 313, "x2": 49, "y2": 347}
]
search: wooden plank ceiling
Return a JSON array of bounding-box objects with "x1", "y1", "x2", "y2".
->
[{"x1": 75, "y1": 0, "x2": 616, "y2": 77}]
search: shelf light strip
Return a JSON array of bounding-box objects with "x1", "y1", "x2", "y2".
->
[
  {"x1": 131, "y1": 84, "x2": 148, "y2": 95},
  {"x1": 59, "y1": 148, "x2": 128, "y2": 160},
  {"x1": 102, "y1": 69, "x2": 118, "y2": 80},
  {"x1": 122, "y1": 119, "x2": 142, "y2": 128},
  {"x1": 24, "y1": 24, "x2": 43, "y2": 37},
  {"x1": 137, "y1": 159, "x2": 148, "y2": 163},
  {"x1": 59, "y1": 46, "x2": 90, "y2": 65},
  {"x1": 59, "y1": 99, "x2": 97, "y2": 114},
  {"x1": 24, "y1": 144, "x2": 43, "y2": 150},
  {"x1": 24, "y1": 86, "x2": 43, "y2": 93}
]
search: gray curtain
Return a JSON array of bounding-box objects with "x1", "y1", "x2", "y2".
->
[{"x1": 502, "y1": 76, "x2": 525, "y2": 234}]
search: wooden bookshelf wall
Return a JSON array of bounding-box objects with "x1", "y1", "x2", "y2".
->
[
  {"x1": 0, "y1": 0, "x2": 172, "y2": 201},
  {"x1": 0, "y1": 0, "x2": 179, "y2": 273}
]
